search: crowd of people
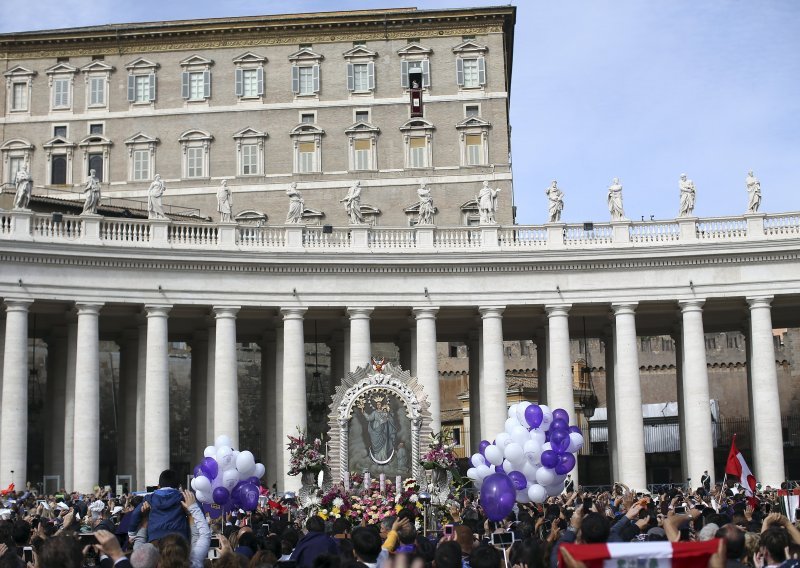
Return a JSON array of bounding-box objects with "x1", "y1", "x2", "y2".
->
[{"x1": 1, "y1": 472, "x2": 799, "y2": 568}]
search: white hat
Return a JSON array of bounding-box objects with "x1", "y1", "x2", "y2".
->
[
  {"x1": 56, "y1": 502, "x2": 70, "y2": 511},
  {"x1": 112, "y1": 506, "x2": 123, "y2": 515}
]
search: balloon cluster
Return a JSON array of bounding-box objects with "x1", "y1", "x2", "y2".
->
[
  {"x1": 467, "y1": 402, "x2": 584, "y2": 521},
  {"x1": 190, "y1": 435, "x2": 266, "y2": 515}
]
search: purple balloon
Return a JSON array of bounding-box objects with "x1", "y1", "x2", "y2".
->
[
  {"x1": 550, "y1": 429, "x2": 571, "y2": 453},
  {"x1": 480, "y1": 473, "x2": 517, "y2": 522},
  {"x1": 201, "y1": 457, "x2": 219, "y2": 480},
  {"x1": 545, "y1": 430, "x2": 551, "y2": 443},
  {"x1": 540, "y1": 449, "x2": 558, "y2": 468},
  {"x1": 568, "y1": 425, "x2": 582, "y2": 435},
  {"x1": 524, "y1": 404, "x2": 544, "y2": 429},
  {"x1": 212, "y1": 486, "x2": 230, "y2": 506},
  {"x1": 508, "y1": 470, "x2": 527, "y2": 491},
  {"x1": 555, "y1": 452, "x2": 577, "y2": 475},
  {"x1": 550, "y1": 418, "x2": 568, "y2": 433},
  {"x1": 479, "y1": 440, "x2": 491, "y2": 456},
  {"x1": 495, "y1": 464, "x2": 505, "y2": 474},
  {"x1": 552, "y1": 408, "x2": 570, "y2": 423},
  {"x1": 247, "y1": 476, "x2": 261, "y2": 486},
  {"x1": 240, "y1": 482, "x2": 260, "y2": 511},
  {"x1": 202, "y1": 502, "x2": 225, "y2": 519},
  {"x1": 193, "y1": 464, "x2": 204, "y2": 479}
]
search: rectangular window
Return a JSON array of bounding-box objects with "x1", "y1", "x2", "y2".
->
[
  {"x1": 301, "y1": 113, "x2": 315, "y2": 124},
  {"x1": 466, "y1": 134, "x2": 483, "y2": 165},
  {"x1": 241, "y1": 144, "x2": 258, "y2": 175},
  {"x1": 465, "y1": 105, "x2": 480, "y2": 118},
  {"x1": 189, "y1": 72, "x2": 204, "y2": 100},
  {"x1": 453, "y1": 427, "x2": 462, "y2": 447},
  {"x1": 409, "y1": 137, "x2": 427, "y2": 168},
  {"x1": 187, "y1": 147, "x2": 204, "y2": 178},
  {"x1": 89, "y1": 76, "x2": 105, "y2": 106},
  {"x1": 353, "y1": 63, "x2": 369, "y2": 91},
  {"x1": 11, "y1": 82, "x2": 28, "y2": 111},
  {"x1": 89, "y1": 123, "x2": 104, "y2": 135},
  {"x1": 132, "y1": 149, "x2": 150, "y2": 181},
  {"x1": 462, "y1": 59, "x2": 479, "y2": 88},
  {"x1": 135, "y1": 75, "x2": 150, "y2": 102},
  {"x1": 353, "y1": 139, "x2": 371, "y2": 170},
  {"x1": 7, "y1": 157, "x2": 23, "y2": 183},
  {"x1": 51, "y1": 155, "x2": 67, "y2": 184},
  {"x1": 355, "y1": 110, "x2": 369, "y2": 123},
  {"x1": 53, "y1": 125, "x2": 67, "y2": 138},
  {"x1": 53, "y1": 78, "x2": 70, "y2": 108},
  {"x1": 242, "y1": 69, "x2": 258, "y2": 97},
  {"x1": 298, "y1": 142, "x2": 316, "y2": 173},
  {"x1": 298, "y1": 67, "x2": 314, "y2": 95},
  {"x1": 88, "y1": 153, "x2": 104, "y2": 182}
]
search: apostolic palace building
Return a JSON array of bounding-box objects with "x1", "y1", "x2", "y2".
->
[{"x1": 1, "y1": 6, "x2": 798, "y2": 495}]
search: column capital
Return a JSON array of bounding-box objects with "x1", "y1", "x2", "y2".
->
[
  {"x1": 75, "y1": 302, "x2": 104, "y2": 315},
  {"x1": 544, "y1": 304, "x2": 572, "y2": 317},
  {"x1": 4, "y1": 299, "x2": 33, "y2": 312},
  {"x1": 412, "y1": 307, "x2": 439, "y2": 319},
  {"x1": 478, "y1": 306, "x2": 505, "y2": 318},
  {"x1": 678, "y1": 299, "x2": 705, "y2": 313},
  {"x1": 212, "y1": 306, "x2": 241, "y2": 319},
  {"x1": 611, "y1": 302, "x2": 638, "y2": 315},
  {"x1": 280, "y1": 307, "x2": 307, "y2": 320},
  {"x1": 144, "y1": 304, "x2": 172, "y2": 318},
  {"x1": 746, "y1": 296, "x2": 774, "y2": 309},
  {"x1": 347, "y1": 307, "x2": 374, "y2": 320}
]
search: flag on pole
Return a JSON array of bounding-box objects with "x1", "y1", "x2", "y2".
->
[
  {"x1": 725, "y1": 434, "x2": 758, "y2": 507},
  {"x1": 559, "y1": 540, "x2": 720, "y2": 568}
]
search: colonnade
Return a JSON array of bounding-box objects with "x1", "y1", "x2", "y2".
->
[{"x1": 0, "y1": 295, "x2": 787, "y2": 492}]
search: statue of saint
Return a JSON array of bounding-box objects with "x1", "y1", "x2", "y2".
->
[
  {"x1": 147, "y1": 174, "x2": 167, "y2": 220},
  {"x1": 416, "y1": 183, "x2": 435, "y2": 225},
  {"x1": 340, "y1": 181, "x2": 364, "y2": 224},
  {"x1": 746, "y1": 170, "x2": 761, "y2": 214},
  {"x1": 477, "y1": 180, "x2": 501, "y2": 224},
  {"x1": 285, "y1": 182, "x2": 305, "y2": 224},
  {"x1": 81, "y1": 169, "x2": 101, "y2": 215},
  {"x1": 607, "y1": 177, "x2": 626, "y2": 221},
  {"x1": 13, "y1": 163, "x2": 33, "y2": 210},
  {"x1": 216, "y1": 180, "x2": 232, "y2": 222},
  {"x1": 678, "y1": 173, "x2": 696, "y2": 217},
  {"x1": 545, "y1": 180, "x2": 564, "y2": 223},
  {"x1": 361, "y1": 399, "x2": 397, "y2": 464}
]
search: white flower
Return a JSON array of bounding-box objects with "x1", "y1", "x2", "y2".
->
[
  {"x1": 333, "y1": 497, "x2": 344, "y2": 508},
  {"x1": 410, "y1": 494, "x2": 419, "y2": 503}
]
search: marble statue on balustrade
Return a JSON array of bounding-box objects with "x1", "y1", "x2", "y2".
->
[
  {"x1": 340, "y1": 180, "x2": 365, "y2": 224},
  {"x1": 216, "y1": 180, "x2": 232, "y2": 222},
  {"x1": 416, "y1": 183, "x2": 435, "y2": 225},
  {"x1": 477, "y1": 180, "x2": 501, "y2": 225},
  {"x1": 147, "y1": 174, "x2": 167, "y2": 220},
  {"x1": 678, "y1": 174, "x2": 696, "y2": 217},
  {"x1": 546, "y1": 180, "x2": 564, "y2": 223},
  {"x1": 746, "y1": 170, "x2": 761, "y2": 214},
  {"x1": 607, "y1": 177, "x2": 626, "y2": 221},
  {"x1": 285, "y1": 182, "x2": 305, "y2": 224},
  {"x1": 13, "y1": 164, "x2": 32, "y2": 210},
  {"x1": 81, "y1": 169, "x2": 101, "y2": 216}
]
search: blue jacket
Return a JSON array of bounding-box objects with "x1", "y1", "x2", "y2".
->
[
  {"x1": 290, "y1": 531, "x2": 339, "y2": 568},
  {"x1": 128, "y1": 488, "x2": 189, "y2": 542}
]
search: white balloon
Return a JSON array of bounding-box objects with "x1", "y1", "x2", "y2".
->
[
  {"x1": 508, "y1": 403, "x2": 519, "y2": 420},
  {"x1": 253, "y1": 463, "x2": 266, "y2": 479},
  {"x1": 495, "y1": 432, "x2": 512, "y2": 448},
  {"x1": 216, "y1": 446, "x2": 235, "y2": 471},
  {"x1": 222, "y1": 469, "x2": 239, "y2": 492},
  {"x1": 529, "y1": 428, "x2": 546, "y2": 445},
  {"x1": 474, "y1": 478, "x2": 483, "y2": 490},
  {"x1": 471, "y1": 453, "x2": 486, "y2": 468},
  {"x1": 484, "y1": 444, "x2": 504, "y2": 466},
  {"x1": 195, "y1": 490, "x2": 212, "y2": 504},
  {"x1": 502, "y1": 459, "x2": 514, "y2": 473},
  {"x1": 476, "y1": 464, "x2": 493, "y2": 479},
  {"x1": 535, "y1": 467, "x2": 557, "y2": 486},
  {"x1": 546, "y1": 483, "x2": 565, "y2": 497},
  {"x1": 528, "y1": 484, "x2": 548, "y2": 504},
  {"x1": 511, "y1": 426, "x2": 530, "y2": 446},
  {"x1": 568, "y1": 432, "x2": 585, "y2": 453},
  {"x1": 542, "y1": 442, "x2": 552, "y2": 453},
  {"x1": 553, "y1": 473, "x2": 568, "y2": 486},
  {"x1": 540, "y1": 406, "x2": 554, "y2": 431},
  {"x1": 193, "y1": 475, "x2": 211, "y2": 493},
  {"x1": 236, "y1": 450, "x2": 256, "y2": 476},
  {"x1": 516, "y1": 489, "x2": 531, "y2": 503},
  {"x1": 523, "y1": 440, "x2": 542, "y2": 465},
  {"x1": 522, "y1": 461, "x2": 539, "y2": 481},
  {"x1": 467, "y1": 468, "x2": 479, "y2": 480},
  {"x1": 515, "y1": 401, "x2": 531, "y2": 427},
  {"x1": 504, "y1": 442, "x2": 524, "y2": 465},
  {"x1": 204, "y1": 445, "x2": 216, "y2": 458},
  {"x1": 505, "y1": 417, "x2": 520, "y2": 434},
  {"x1": 215, "y1": 435, "x2": 233, "y2": 449},
  {"x1": 190, "y1": 478, "x2": 198, "y2": 490}
]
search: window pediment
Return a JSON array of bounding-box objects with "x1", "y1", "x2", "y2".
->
[
  {"x1": 288, "y1": 48, "x2": 324, "y2": 63},
  {"x1": 452, "y1": 40, "x2": 488, "y2": 54},
  {"x1": 180, "y1": 54, "x2": 214, "y2": 68},
  {"x1": 80, "y1": 60, "x2": 115, "y2": 73},
  {"x1": 78, "y1": 135, "x2": 112, "y2": 148},
  {"x1": 290, "y1": 124, "x2": 325, "y2": 136},
  {"x1": 456, "y1": 117, "x2": 491, "y2": 129},
  {"x1": 233, "y1": 52, "x2": 267, "y2": 65},
  {"x1": 399, "y1": 119, "x2": 435, "y2": 133},
  {"x1": 345, "y1": 122, "x2": 380, "y2": 135},
  {"x1": 460, "y1": 199, "x2": 479, "y2": 211},
  {"x1": 125, "y1": 58, "x2": 159, "y2": 71},
  {"x1": 124, "y1": 132, "x2": 159, "y2": 146},
  {"x1": 397, "y1": 43, "x2": 433, "y2": 57},
  {"x1": 404, "y1": 202, "x2": 438, "y2": 214},
  {"x1": 43, "y1": 136, "x2": 75, "y2": 149},
  {"x1": 233, "y1": 127, "x2": 267, "y2": 140},
  {"x1": 0, "y1": 138, "x2": 34, "y2": 151},
  {"x1": 360, "y1": 204, "x2": 381, "y2": 216},
  {"x1": 342, "y1": 45, "x2": 378, "y2": 60},
  {"x1": 4, "y1": 65, "x2": 37, "y2": 79},
  {"x1": 45, "y1": 62, "x2": 78, "y2": 76},
  {"x1": 235, "y1": 210, "x2": 268, "y2": 225},
  {"x1": 178, "y1": 129, "x2": 213, "y2": 142}
]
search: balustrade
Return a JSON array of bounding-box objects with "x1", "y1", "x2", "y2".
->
[
  {"x1": 303, "y1": 227, "x2": 351, "y2": 249},
  {"x1": 32, "y1": 214, "x2": 82, "y2": 240},
  {"x1": 629, "y1": 222, "x2": 680, "y2": 244},
  {"x1": 498, "y1": 227, "x2": 547, "y2": 248},
  {"x1": 696, "y1": 217, "x2": 747, "y2": 240},
  {"x1": 369, "y1": 228, "x2": 416, "y2": 249},
  {"x1": 168, "y1": 223, "x2": 219, "y2": 246},
  {"x1": 435, "y1": 228, "x2": 481, "y2": 248},
  {"x1": 237, "y1": 226, "x2": 286, "y2": 248},
  {"x1": 564, "y1": 223, "x2": 613, "y2": 246},
  {"x1": 764, "y1": 213, "x2": 800, "y2": 237},
  {"x1": 99, "y1": 219, "x2": 150, "y2": 243}
]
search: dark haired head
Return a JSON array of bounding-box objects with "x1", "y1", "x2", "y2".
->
[
  {"x1": 716, "y1": 524, "x2": 745, "y2": 560},
  {"x1": 158, "y1": 469, "x2": 180, "y2": 489},
  {"x1": 435, "y1": 541, "x2": 463, "y2": 568},
  {"x1": 470, "y1": 544, "x2": 502, "y2": 568},
  {"x1": 37, "y1": 535, "x2": 83, "y2": 568},
  {"x1": 351, "y1": 526, "x2": 381, "y2": 563},
  {"x1": 580, "y1": 513, "x2": 610, "y2": 544},
  {"x1": 760, "y1": 526, "x2": 788, "y2": 563},
  {"x1": 306, "y1": 515, "x2": 325, "y2": 533}
]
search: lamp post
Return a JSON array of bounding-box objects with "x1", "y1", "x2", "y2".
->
[{"x1": 419, "y1": 490, "x2": 432, "y2": 535}]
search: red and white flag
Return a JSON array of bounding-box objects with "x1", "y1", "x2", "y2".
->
[
  {"x1": 559, "y1": 540, "x2": 720, "y2": 568},
  {"x1": 725, "y1": 434, "x2": 758, "y2": 507}
]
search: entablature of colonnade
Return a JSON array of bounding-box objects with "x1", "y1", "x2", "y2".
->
[{"x1": 2, "y1": 210, "x2": 800, "y2": 310}]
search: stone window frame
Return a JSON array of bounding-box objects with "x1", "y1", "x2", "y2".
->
[
  {"x1": 80, "y1": 60, "x2": 115, "y2": 111},
  {"x1": 455, "y1": 116, "x2": 491, "y2": 167},
  {"x1": 460, "y1": 199, "x2": 481, "y2": 226},
  {"x1": 289, "y1": 47, "x2": 323, "y2": 99},
  {"x1": 344, "y1": 121, "x2": 380, "y2": 172},
  {"x1": 180, "y1": 55, "x2": 214, "y2": 105},
  {"x1": 398, "y1": 43, "x2": 433, "y2": 91},
  {"x1": 452, "y1": 40, "x2": 488, "y2": 91},
  {"x1": 42, "y1": 136, "x2": 76, "y2": 186},
  {"x1": 45, "y1": 62, "x2": 78, "y2": 112},
  {"x1": 399, "y1": 118, "x2": 435, "y2": 170},
  {"x1": 0, "y1": 138, "x2": 34, "y2": 184},
  {"x1": 78, "y1": 134, "x2": 112, "y2": 183},
  {"x1": 4, "y1": 66, "x2": 37, "y2": 115},
  {"x1": 290, "y1": 123, "x2": 325, "y2": 174},
  {"x1": 232, "y1": 127, "x2": 268, "y2": 177},
  {"x1": 124, "y1": 132, "x2": 159, "y2": 182},
  {"x1": 233, "y1": 52, "x2": 267, "y2": 101},
  {"x1": 125, "y1": 58, "x2": 159, "y2": 107},
  {"x1": 178, "y1": 129, "x2": 213, "y2": 180},
  {"x1": 343, "y1": 45, "x2": 377, "y2": 96}
]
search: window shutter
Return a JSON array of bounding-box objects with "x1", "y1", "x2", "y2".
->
[
  {"x1": 256, "y1": 67, "x2": 264, "y2": 95},
  {"x1": 367, "y1": 61, "x2": 375, "y2": 90},
  {"x1": 456, "y1": 58, "x2": 464, "y2": 86},
  {"x1": 347, "y1": 63, "x2": 354, "y2": 91},
  {"x1": 127, "y1": 75, "x2": 135, "y2": 101},
  {"x1": 235, "y1": 68, "x2": 243, "y2": 96},
  {"x1": 312, "y1": 64, "x2": 320, "y2": 93},
  {"x1": 203, "y1": 70, "x2": 211, "y2": 98},
  {"x1": 478, "y1": 56, "x2": 486, "y2": 85},
  {"x1": 401, "y1": 60, "x2": 409, "y2": 88},
  {"x1": 291, "y1": 66, "x2": 300, "y2": 94},
  {"x1": 149, "y1": 73, "x2": 157, "y2": 101},
  {"x1": 181, "y1": 71, "x2": 190, "y2": 99},
  {"x1": 422, "y1": 59, "x2": 430, "y2": 88}
]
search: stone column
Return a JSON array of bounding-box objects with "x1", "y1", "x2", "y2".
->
[
  {"x1": 0, "y1": 319, "x2": 4, "y2": 413},
  {"x1": 0, "y1": 300, "x2": 32, "y2": 488},
  {"x1": 611, "y1": 303, "x2": 647, "y2": 490},
  {"x1": 672, "y1": 327, "x2": 688, "y2": 482},
  {"x1": 260, "y1": 330, "x2": 277, "y2": 486},
  {"x1": 413, "y1": 307, "x2": 440, "y2": 431},
  {"x1": 63, "y1": 317, "x2": 78, "y2": 491},
  {"x1": 45, "y1": 328, "x2": 68, "y2": 482},
  {"x1": 479, "y1": 306, "x2": 506, "y2": 440},
  {"x1": 73, "y1": 303, "x2": 103, "y2": 493},
  {"x1": 545, "y1": 305, "x2": 574, "y2": 422},
  {"x1": 205, "y1": 319, "x2": 216, "y2": 445},
  {"x1": 747, "y1": 296, "x2": 785, "y2": 486},
  {"x1": 535, "y1": 332, "x2": 548, "y2": 405},
  {"x1": 273, "y1": 324, "x2": 284, "y2": 485},
  {"x1": 213, "y1": 306, "x2": 240, "y2": 448},
  {"x1": 144, "y1": 305, "x2": 171, "y2": 487},
  {"x1": 135, "y1": 322, "x2": 147, "y2": 490},
  {"x1": 602, "y1": 330, "x2": 619, "y2": 482},
  {"x1": 118, "y1": 330, "x2": 139, "y2": 479},
  {"x1": 468, "y1": 330, "x2": 482, "y2": 453},
  {"x1": 189, "y1": 331, "x2": 209, "y2": 462},
  {"x1": 281, "y1": 307, "x2": 307, "y2": 491},
  {"x1": 347, "y1": 308, "x2": 373, "y2": 372}
]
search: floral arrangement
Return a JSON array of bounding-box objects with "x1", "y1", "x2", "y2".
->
[
  {"x1": 286, "y1": 430, "x2": 326, "y2": 476},
  {"x1": 315, "y1": 478, "x2": 425, "y2": 523},
  {"x1": 420, "y1": 430, "x2": 458, "y2": 470}
]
